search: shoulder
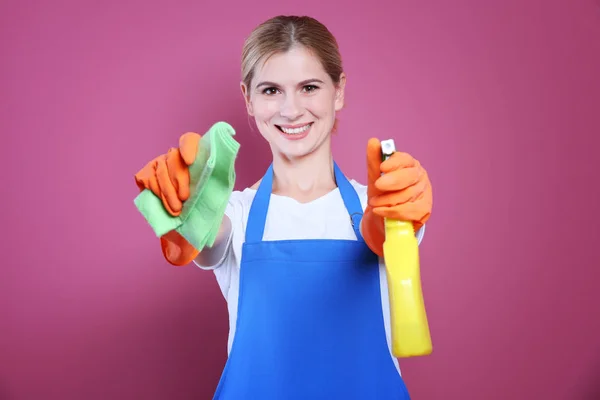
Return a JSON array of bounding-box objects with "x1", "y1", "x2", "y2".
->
[
  {"x1": 229, "y1": 188, "x2": 257, "y2": 206},
  {"x1": 224, "y1": 188, "x2": 257, "y2": 221},
  {"x1": 348, "y1": 179, "x2": 368, "y2": 210},
  {"x1": 349, "y1": 179, "x2": 367, "y2": 195}
]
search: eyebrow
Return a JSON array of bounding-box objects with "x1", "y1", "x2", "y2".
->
[{"x1": 255, "y1": 79, "x2": 325, "y2": 88}]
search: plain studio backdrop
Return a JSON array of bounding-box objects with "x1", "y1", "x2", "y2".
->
[{"x1": 1, "y1": 0, "x2": 599, "y2": 399}]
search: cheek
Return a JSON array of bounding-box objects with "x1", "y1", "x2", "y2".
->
[
  {"x1": 251, "y1": 98, "x2": 280, "y2": 121},
  {"x1": 306, "y1": 94, "x2": 337, "y2": 117}
]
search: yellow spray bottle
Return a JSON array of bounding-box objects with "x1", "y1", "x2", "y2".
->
[{"x1": 380, "y1": 139, "x2": 433, "y2": 358}]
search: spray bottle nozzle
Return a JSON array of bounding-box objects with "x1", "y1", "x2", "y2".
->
[{"x1": 381, "y1": 139, "x2": 396, "y2": 161}]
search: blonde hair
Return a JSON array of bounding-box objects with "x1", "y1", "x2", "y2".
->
[{"x1": 241, "y1": 15, "x2": 344, "y2": 132}]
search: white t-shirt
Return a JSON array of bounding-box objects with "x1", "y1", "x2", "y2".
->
[{"x1": 194, "y1": 179, "x2": 425, "y2": 376}]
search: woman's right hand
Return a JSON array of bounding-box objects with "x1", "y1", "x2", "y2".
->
[{"x1": 134, "y1": 132, "x2": 201, "y2": 217}]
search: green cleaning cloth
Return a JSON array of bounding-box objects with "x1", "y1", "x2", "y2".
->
[{"x1": 134, "y1": 121, "x2": 240, "y2": 251}]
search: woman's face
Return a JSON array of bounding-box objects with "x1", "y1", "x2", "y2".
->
[{"x1": 241, "y1": 46, "x2": 345, "y2": 160}]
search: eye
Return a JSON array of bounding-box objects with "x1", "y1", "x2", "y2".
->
[
  {"x1": 262, "y1": 87, "x2": 280, "y2": 95},
  {"x1": 303, "y1": 85, "x2": 319, "y2": 93}
]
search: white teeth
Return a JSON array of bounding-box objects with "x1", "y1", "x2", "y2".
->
[{"x1": 280, "y1": 123, "x2": 311, "y2": 135}]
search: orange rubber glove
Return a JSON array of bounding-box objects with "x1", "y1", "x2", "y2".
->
[
  {"x1": 134, "y1": 132, "x2": 202, "y2": 266},
  {"x1": 362, "y1": 138, "x2": 433, "y2": 257}
]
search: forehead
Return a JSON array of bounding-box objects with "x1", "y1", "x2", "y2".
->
[{"x1": 254, "y1": 46, "x2": 330, "y2": 86}]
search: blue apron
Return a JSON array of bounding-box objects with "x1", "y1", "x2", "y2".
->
[{"x1": 213, "y1": 162, "x2": 410, "y2": 400}]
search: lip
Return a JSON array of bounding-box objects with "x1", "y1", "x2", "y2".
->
[
  {"x1": 276, "y1": 122, "x2": 312, "y2": 129},
  {"x1": 275, "y1": 122, "x2": 312, "y2": 140}
]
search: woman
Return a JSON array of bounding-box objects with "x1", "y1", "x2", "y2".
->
[{"x1": 135, "y1": 15, "x2": 432, "y2": 400}]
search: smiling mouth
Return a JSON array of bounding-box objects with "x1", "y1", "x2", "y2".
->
[{"x1": 275, "y1": 123, "x2": 313, "y2": 135}]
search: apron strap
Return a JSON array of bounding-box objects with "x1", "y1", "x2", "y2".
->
[
  {"x1": 245, "y1": 163, "x2": 274, "y2": 243},
  {"x1": 245, "y1": 162, "x2": 365, "y2": 243},
  {"x1": 333, "y1": 162, "x2": 364, "y2": 242}
]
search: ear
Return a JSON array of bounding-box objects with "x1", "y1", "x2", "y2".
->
[
  {"x1": 334, "y1": 72, "x2": 346, "y2": 112},
  {"x1": 240, "y1": 81, "x2": 254, "y2": 116}
]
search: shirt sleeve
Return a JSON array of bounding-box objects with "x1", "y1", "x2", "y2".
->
[{"x1": 192, "y1": 191, "x2": 242, "y2": 271}]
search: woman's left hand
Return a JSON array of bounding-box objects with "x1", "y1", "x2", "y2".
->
[
  {"x1": 361, "y1": 138, "x2": 432, "y2": 257},
  {"x1": 366, "y1": 138, "x2": 432, "y2": 230}
]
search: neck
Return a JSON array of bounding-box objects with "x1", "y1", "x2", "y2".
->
[{"x1": 271, "y1": 142, "x2": 336, "y2": 203}]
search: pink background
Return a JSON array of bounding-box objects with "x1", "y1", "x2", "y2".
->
[{"x1": 2, "y1": 0, "x2": 600, "y2": 399}]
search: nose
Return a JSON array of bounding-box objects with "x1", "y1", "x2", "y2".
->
[{"x1": 279, "y1": 93, "x2": 303, "y2": 120}]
